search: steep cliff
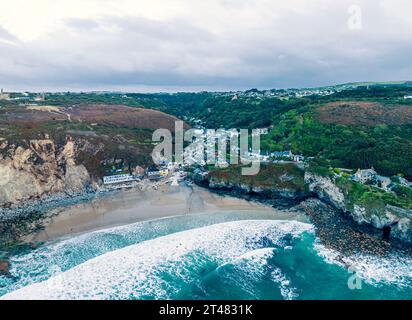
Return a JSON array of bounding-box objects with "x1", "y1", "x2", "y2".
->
[
  {"x1": 0, "y1": 138, "x2": 91, "y2": 207},
  {"x1": 305, "y1": 171, "x2": 412, "y2": 244},
  {"x1": 203, "y1": 164, "x2": 309, "y2": 204},
  {"x1": 304, "y1": 172, "x2": 346, "y2": 211},
  {"x1": 204, "y1": 165, "x2": 412, "y2": 245},
  {"x1": 207, "y1": 179, "x2": 307, "y2": 200}
]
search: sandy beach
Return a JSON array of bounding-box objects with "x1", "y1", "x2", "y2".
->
[{"x1": 25, "y1": 184, "x2": 307, "y2": 243}]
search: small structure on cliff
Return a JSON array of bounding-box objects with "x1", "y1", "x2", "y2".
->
[
  {"x1": 354, "y1": 168, "x2": 378, "y2": 184},
  {"x1": 0, "y1": 89, "x2": 10, "y2": 100},
  {"x1": 272, "y1": 151, "x2": 293, "y2": 159},
  {"x1": 271, "y1": 151, "x2": 304, "y2": 163},
  {"x1": 147, "y1": 166, "x2": 161, "y2": 180}
]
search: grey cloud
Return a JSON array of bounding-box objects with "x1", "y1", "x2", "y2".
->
[
  {"x1": 65, "y1": 18, "x2": 101, "y2": 31},
  {"x1": 0, "y1": 25, "x2": 18, "y2": 43},
  {"x1": 0, "y1": 0, "x2": 412, "y2": 91}
]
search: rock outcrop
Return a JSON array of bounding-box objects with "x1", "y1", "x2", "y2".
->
[
  {"x1": 305, "y1": 172, "x2": 412, "y2": 244},
  {"x1": 0, "y1": 138, "x2": 91, "y2": 207},
  {"x1": 0, "y1": 259, "x2": 9, "y2": 275},
  {"x1": 208, "y1": 179, "x2": 308, "y2": 200},
  {"x1": 304, "y1": 172, "x2": 346, "y2": 211}
]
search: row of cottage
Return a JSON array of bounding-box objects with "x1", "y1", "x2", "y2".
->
[{"x1": 102, "y1": 165, "x2": 174, "y2": 185}]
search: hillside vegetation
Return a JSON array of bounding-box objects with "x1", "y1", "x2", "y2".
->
[
  {"x1": 1, "y1": 84, "x2": 412, "y2": 180},
  {"x1": 141, "y1": 86, "x2": 412, "y2": 180},
  {"x1": 208, "y1": 163, "x2": 306, "y2": 192},
  {"x1": 0, "y1": 103, "x2": 184, "y2": 178}
]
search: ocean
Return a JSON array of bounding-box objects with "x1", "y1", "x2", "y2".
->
[{"x1": 1, "y1": 212, "x2": 411, "y2": 300}]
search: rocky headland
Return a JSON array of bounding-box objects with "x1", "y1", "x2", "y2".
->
[{"x1": 200, "y1": 164, "x2": 412, "y2": 247}]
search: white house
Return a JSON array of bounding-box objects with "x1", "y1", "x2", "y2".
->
[
  {"x1": 271, "y1": 151, "x2": 293, "y2": 159},
  {"x1": 292, "y1": 154, "x2": 305, "y2": 162},
  {"x1": 354, "y1": 168, "x2": 377, "y2": 184},
  {"x1": 376, "y1": 176, "x2": 392, "y2": 191},
  {"x1": 103, "y1": 174, "x2": 135, "y2": 185}
]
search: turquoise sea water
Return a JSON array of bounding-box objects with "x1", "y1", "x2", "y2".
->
[{"x1": 1, "y1": 212, "x2": 411, "y2": 300}]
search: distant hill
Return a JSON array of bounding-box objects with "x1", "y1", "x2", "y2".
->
[
  {"x1": 328, "y1": 81, "x2": 412, "y2": 90},
  {"x1": 315, "y1": 101, "x2": 412, "y2": 126}
]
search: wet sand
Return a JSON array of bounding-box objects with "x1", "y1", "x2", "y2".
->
[{"x1": 26, "y1": 184, "x2": 307, "y2": 243}]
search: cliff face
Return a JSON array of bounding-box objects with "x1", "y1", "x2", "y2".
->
[
  {"x1": 205, "y1": 164, "x2": 309, "y2": 201},
  {"x1": 206, "y1": 168, "x2": 412, "y2": 244},
  {"x1": 305, "y1": 172, "x2": 412, "y2": 244},
  {"x1": 0, "y1": 138, "x2": 91, "y2": 207},
  {"x1": 207, "y1": 179, "x2": 307, "y2": 200},
  {"x1": 206, "y1": 163, "x2": 308, "y2": 200},
  {"x1": 304, "y1": 172, "x2": 346, "y2": 211}
]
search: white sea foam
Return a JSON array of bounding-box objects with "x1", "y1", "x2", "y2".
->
[
  {"x1": 3, "y1": 220, "x2": 313, "y2": 300},
  {"x1": 314, "y1": 242, "x2": 412, "y2": 288},
  {"x1": 222, "y1": 248, "x2": 299, "y2": 300},
  {"x1": 4, "y1": 211, "x2": 277, "y2": 295},
  {"x1": 271, "y1": 268, "x2": 298, "y2": 300},
  {"x1": 216, "y1": 248, "x2": 277, "y2": 298}
]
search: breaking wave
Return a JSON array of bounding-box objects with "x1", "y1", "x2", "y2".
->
[
  {"x1": 314, "y1": 242, "x2": 412, "y2": 289},
  {"x1": 1, "y1": 217, "x2": 411, "y2": 300},
  {"x1": 2, "y1": 220, "x2": 312, "y2": 300}
]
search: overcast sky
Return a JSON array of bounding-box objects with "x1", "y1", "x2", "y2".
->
[{"x1": 0, "y1": 0, "x2": 411, "y2": 92}]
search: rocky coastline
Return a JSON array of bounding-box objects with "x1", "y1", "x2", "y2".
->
[
  {"x1": 1, "y1": 141, "x2": 411, "y2": 272},
  {"x1": 304, "y1": 171, "x2": 412, "y2": 245},
  {"x1": 0, "y1": 189, "x2": 98, "y2": 248},
  {"x1": 0, "y1": 189, "x2": 100, "y2": 276},
  {"x1": 0, "y1": 137, "x2": 99, "y2": 249},
  {"x1": 199, "y1": 172, "x2": 412, "y2": 252},
  {"x1": 204, "y1": 179, "x2": 309, "y2": 207},
  {"x1": 1, "y1": 167, "x2": 411, "y2": 251}
]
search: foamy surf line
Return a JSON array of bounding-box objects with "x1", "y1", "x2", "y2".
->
[
  {"x1": 218, "y1": 248, "x2": 298, "y2": 300},
  {"x1": 2, "y1": 220, "x2": 313, "y2": 300},
  {"x1": 314, "y1": 242, "x2": 412, "y2": 288},
  {"x1": 2, "y1": 210, "x2": 284, "y2": 297}
]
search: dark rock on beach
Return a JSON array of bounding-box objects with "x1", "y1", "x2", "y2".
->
[
  {"x1": 298, "y1": 198, "x2": 410, "y2": 257},
  {"x1": 0, "y1": 189, "x2": 97, "y2": 247}
]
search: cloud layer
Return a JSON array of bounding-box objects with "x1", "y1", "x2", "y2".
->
[{"x1": 0, "y1": 0, "x2": 411, "y2": 91}]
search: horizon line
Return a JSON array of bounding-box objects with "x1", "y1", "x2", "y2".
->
[{"x1": 1, "y1": 80, "x2": 411, "y2": 94}]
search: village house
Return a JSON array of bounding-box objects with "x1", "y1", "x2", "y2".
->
[
  {"x1": 376, "y1": 176, "x2": 393, "y2": 191},
  {"x1": 292, "y1": 154, "x2": 305, "y2": 162},
  {"x1": 353, "y1": 168, "x2": 378, "y2": 184},
  {"x1": 34, "y1": 93, "x2": 45, "y2": 102},
  {"x1": 159, "y1": 168, "x2": 169, "y2": 177},
  {"x1": 147, "y1": 166, "x2": 161, "y2": 180},
  {"x1": 271, "y1": 151, "x2": 304, "y2": 163},
  {"x1": 271, "y1": 151, "x2": 293, "y2": 159}
]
